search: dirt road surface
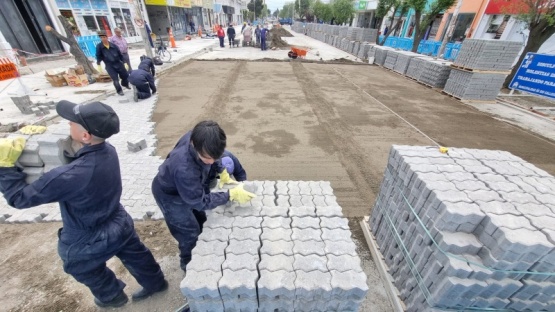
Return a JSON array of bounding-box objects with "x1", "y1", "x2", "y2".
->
[{"x1": 2, "y1": 60, "x2": 555, "y2": 312}]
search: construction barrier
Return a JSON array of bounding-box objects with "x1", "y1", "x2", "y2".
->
[
  {"x1": 0, "y1": 57, "x2": 19, "y2": 81},
  {"x1": 377, "y1": 36, "x2": 462, "y2": 61},
  {"x1": 76, "y1": 35, "x2": 101, "y2": 58}
]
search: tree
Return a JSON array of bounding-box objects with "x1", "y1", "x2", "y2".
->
[
  {"x1": 376, "y1": 0, "x2": 396, "y2": 32},
  {"x1": 45, "y1": 16, "x2": 98, "y2": 76},
  {"x1": 295, "y1": 0, "x2": 315, "y2": 20},
  {"x1": 408, "y1": 0, "x2": 455, "y2": 52},
  {"x1": 280, "y1": 3, "x2": 294, "y2": 18},
  {"x1": 379, "y1": 0, "x2": 409, "y2": 45},
  {"x1": 273, "y1": 9, "x2": 280, "y2": 17},
  {"x1": 332, "y1": 0, "x2": 355, "y2": 25},
  {"x1": 498, "y1": 0, "x2": 555, "y2": 87},
  {"x1": 248, "y1": 0, "x2": 264, "y2": 19},
  {"x1": 314, "y1": 0, "x2": 334, "y2": 22}
]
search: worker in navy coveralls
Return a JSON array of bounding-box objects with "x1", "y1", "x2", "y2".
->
[
  {"x1": 0, "y1": 101, "x2": 167, "y2": 308},
  {"x1": 129, "y1": 56, "x2": 157, "y2": 102},
  {"x1": 96, "y1": 31, "x2": 130, "y2": 96},
  {"x1": 152, "y1": 120, "x2": 256, "y2": 272}
]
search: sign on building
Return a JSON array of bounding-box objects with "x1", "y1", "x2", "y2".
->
[{"x1": 510, "y1": 53, "x2": 555, "y2": 100}]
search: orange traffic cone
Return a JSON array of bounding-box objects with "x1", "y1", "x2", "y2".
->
[
  {"x1": 198, "y1": 27, "x2": 202, "y2": 37},
  {"x1": 169, "y1": 27, "x2": 177, "y2": 48}
]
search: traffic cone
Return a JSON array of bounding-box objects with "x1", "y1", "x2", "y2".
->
[
  {"x1": 169, "y1": 27, "x2": 177, "y2": 48},
  {"x1": 198, "y1": 27, "x2": 202, "y2": 37}
]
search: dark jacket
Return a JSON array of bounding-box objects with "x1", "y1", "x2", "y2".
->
[
  {"x1": 129, "y1": 66, "x2": 156, "y2": 93},
  {"x1": 227, "y1": 26, "x2": 236, "y2": 37},
  {"x1": 255, "y1": 27, "x2": 261, "y2": 37},
  {"x1": 261, "y1": 28, "x2": 269, "y2": 40},
  {"x1": 138, "y1": 57, "x2": 156, "y2": 77},
  {"x1": 96, "y1": 42, "x2": 124, "y2": 65},
  {"x1": 0, "y1": 142, "x2": 126, "y2": 231},
  {"x1": 155, "y1": 132, "x2": 229, "y2": 210},
  {"x1": 205, "y1": 150, "x2": 247, "y2": 192}
]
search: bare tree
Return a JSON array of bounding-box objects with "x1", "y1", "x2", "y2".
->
[
  {"x1": 379, "y1": 0, "x2": 409, "y2": 45},
  {"x1": 408, "y1": 0, "x2": 455, "y2": 53},
  {"x1": 45, "y1": 16, "x2": 98, "y2": 76}
]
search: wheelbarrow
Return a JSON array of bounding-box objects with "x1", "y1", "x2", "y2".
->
[{"x1": 288, "y1": 46, "x2": 308, "y2": 59}]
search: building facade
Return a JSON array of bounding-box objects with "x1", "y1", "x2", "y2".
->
[{"x1": 352, "y1": 0, "x2": 378, "y2": 28}]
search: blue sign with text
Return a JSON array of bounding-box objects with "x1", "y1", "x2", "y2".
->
[{"x1": 510, "y1": 52, "x2": 555, "y2": 100}]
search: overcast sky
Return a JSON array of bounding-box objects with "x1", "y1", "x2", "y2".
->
[{"x1": 265, "y1": 0, "x2": 288, "y2": 12}]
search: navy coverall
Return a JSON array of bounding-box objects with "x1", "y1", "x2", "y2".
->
[
  {"x1": 227, "y1": 26, "x2": 236, "y2": 46},
  {"x1": 0, "y1": 143, "x2": 165, "y2": 303},
  {"x1": 96, "y1": 43, "x2": 129, "y2": 93},
  {"x1": 205, "y1": 150, "x2": 247, "y2": 192},
  {"x1": 129, "y1": 60, "x2": 157, "y2": 100},
  {"x1": 152, "y1": 132, "x2": 230, "y2": 271},
  {"x1": 260, "y1": 28, "x2": 269, "y2": 51}
]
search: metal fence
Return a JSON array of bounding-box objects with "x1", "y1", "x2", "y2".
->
[{"x1": 377, "y1": 36, "x2": 461, "y2": 61}]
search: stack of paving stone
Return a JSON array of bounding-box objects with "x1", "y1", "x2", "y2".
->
[
  {"x1": 347, "y1": 27, "x2": 360, "y2": 41},
  {"x1": 357, "y1": 28, "x2": 378, "y2": 43},
  {"x1": 406, "y1": 56, "x2": 435, "y2": 80},
  {"x1": 384, "y1": 50, "x2": 400, "y2": 70},
  {"x1": 370, "y1": 145, "x2": 555, "y2": 311},
  {"x1": 393, "y1": 51, "x2": 421, "y2": 75},
  {"x1": 453, "y1": 39, "x2": 522, "y2": 71},
  {"x1": 181, "y1": 180, "x2": 369, "y2": 312},
  {"x1": 443, "y1": 70, "x2": 507, "y2": 101},
  {"x1": 417, "y1": 59, "x2": 453, "y2": 88},
  {"x1": 357, "y1": 42, "x2": 373, "y2": 60},
  {"x1": 374, "y1": 46, "x2": 394, "y2": 67}
]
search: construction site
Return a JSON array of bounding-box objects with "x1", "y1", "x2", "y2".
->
[{"x1": 1, "y1": 23, "x2": 555, "y2": 312}]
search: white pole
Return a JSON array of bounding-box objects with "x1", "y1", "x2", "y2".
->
[{"x1": 437, "y1": 0, "x2": 463, "y2": 59}]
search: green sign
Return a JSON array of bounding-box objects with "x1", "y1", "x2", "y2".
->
[{"x1": 358, "y1": 1, "x2": 367, "y2": 10}]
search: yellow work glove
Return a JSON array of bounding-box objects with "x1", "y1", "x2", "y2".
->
[
  {"x1": 219, "y1": 168, "x2": 239, "y2": 188},
  {"x1": 19, "y1": 125, "x2": 47, "y2": 135},
  {"x1": 124, "y1": 63, "x2": 129, "y2": 71},
  {"x1": 97, "y1": 64, "x2": 103, "y2": 73},
  {"x1": 0, "y1": 138, "x2": 26, "y2": 167},
  {"x1": 229, "y1": 184, "x2": 256, "y2": 204}
]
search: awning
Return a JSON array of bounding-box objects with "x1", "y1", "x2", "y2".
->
[{"x1": 485, "y1": 0, "x2": 529, "y2": 15}]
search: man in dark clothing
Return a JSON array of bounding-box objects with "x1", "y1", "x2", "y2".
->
[
  {"x1": 152, "y1": 121, "x2": 256, "y2": 272},
  {"x1": 205, "y1": 150, "x2": 247, "y2": 192},
  {"x1": 96, "y1": 31, "x2": 130, "y2": 96},
  {"x1": 260, "y1": 25, "x2": 269, "y2": 50},
  {"x1": 0, "y1": 101, "x2": 168, "y2": 308},
  {"x1": 227, "y1": 24, "x2": 236, "y2": 47},
  {"x1": 255, "y1": 25, "x2": 261, "y2": 46},
  {"x1": 129, "y1": 57, "x2": 157, "y2": 102}
]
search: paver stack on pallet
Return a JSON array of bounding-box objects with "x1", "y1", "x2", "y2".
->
[
  {"x1": 417, "y1": 60, "x2": 453, "y2": 89},
  {"x1": 181, "y1": 180, "x2": 369, "y2": 312},
  {"x1": 369, "y1": 145, "x2": 555, "y2": 311},
  {"x1": 291, "y1": 22, "x2": 377, "y2": 60},
  {"x1": 406, "y1": 56, "x2": 434, "y2": 80},
  {"x1": 443, "y1": 39, "x2": 522, "y2": 101}
]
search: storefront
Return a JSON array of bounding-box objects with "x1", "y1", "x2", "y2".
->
[
  {"x1": 352, "y1": 0, "x2": 378, "y2": 29},
  {"x1": 202, "y1": 0, "x2": 214, "y2": 30},
  {"x1": 109, "y1": 1, "x2": 141, "y2": 43},
  {"x1": 55, "y1": 0, "x2": 113, "y2": 36},
  {"x1": 473, "y1": 0, "x2": 528, "y2": 42},
  {"x1": 222, "y1": 5, "x2": 234, "y2": 25},
  {"x1": 145, "y1": 0, "x2": 192, "y2": 37}
]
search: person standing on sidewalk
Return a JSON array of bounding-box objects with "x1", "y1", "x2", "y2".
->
[
  {"x1": 255, "y1": 25, "x2": 261, "y2": 47},
  {"x1": 0, "y1": 101, "x2": 168, "y2": 308},
  {"x1": 217, "y1": 25, "x2": 225, "y2": 47},
  {"x1": 227, "y1": 24, "x2": 236, "y2": 47},
  {"x1": 110, "y1": 28, "x2": 132, "y2": 71},
  {"x1": 151, "y1": 120, "x2": 256, "y2": 273},
  {"x1": 260, "y1": 24, "x2": 269, "y2": 51},
  {"x1": 96, "y1": 31, "x2": 130, "y2": 96}
]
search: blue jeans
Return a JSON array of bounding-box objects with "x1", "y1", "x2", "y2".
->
[
  {"x1": 152, "y1": 177, "x2": 205, "y2": 271},
  {"x1": 219, "y1": 37, "x2": 224, "y2": 47},
  {"x1": 261, "y1": 38, "x2": 267, "y2": 50},
  {"x1": 57, "y1": 210, "x2": 165, "y2": 302}
]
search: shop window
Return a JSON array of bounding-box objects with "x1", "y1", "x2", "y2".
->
[
  {"x1": 112, "y1": 8, "x2": 126, "y2": 35},
  {"x1": 122, "y1": 9, "x2": 137, "y2": 36},
  {"x1": 83, "y1": 15, "x2": 99, "y2": 32},
  {"x1": 96, "y1": 16, "x2": 112, "y2": 36},
  {"x1": 486, "y1": 15, "x2": 506, "y2": 33}
]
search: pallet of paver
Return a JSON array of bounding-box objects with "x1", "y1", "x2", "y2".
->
[
  {"x1": 406, "y1": 56, "x2": 434, "y2": 80},
  {"x1": 418, "y1": 59, "x2": 452, "y2": 88},
  {"x1": 357, "y1": 28, "x2": 378, "y2": 43},
  {"x1": 453, "y1": 39, "x2": 521, "y2": 71},
  {"x1": 369, "y1": 145, "x2": 555, "y2": 312},
  {"x1": 181, "y1": 181, "x2": 369, "y2": 312},
  {"x1": 357, "y1": 42, "x2": 373, "y2": 60},
  {"x1": 347, "y1": 27, "x2": 360, "y2": 41},
  {"x1": 375, "y1": 46, "x2": 395, "y2": 66},
  {"x1": 384, "y1": 50, "x2": 400, "y2": 70},
  {"x1": 443, "y1": 68, "x2": 508, "y2": 101},
  {"x1": 393, "y1": 51, "x2": 420, "y2": 75}
]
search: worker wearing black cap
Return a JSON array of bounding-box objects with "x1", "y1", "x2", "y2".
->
[
  {"x1": 0, "y1": 101, "x2": 168, "y2": 308},
  {"x1": 96, "y1": 31, "x2": 130, "y2": 96}
]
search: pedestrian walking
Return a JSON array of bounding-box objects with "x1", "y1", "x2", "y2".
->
[
  {"x1": 227, "y1": 24, "x2": 236, "y2": 47},
  {"x1": 217, "y1": 25, "x2": 225, "y2": 47},
  {"x1": 0, "y1": 101, "x2": 168, "y2": 308},
  {"x1": 110, "y1": 28, "x2": 131, "y2": 71},
  {"x1": 243, "y1": 23, "x2": 253, "y2": 45},
  {"x1": 96, "y1": 31, "x2": 130, "y2": 96},
  {"x1": 151, "y1": 120, "x2": 256, "y2": 272},
  {"x1": 129, "y1": 57, "x2": 157, "y2": 102},
  {"x1": 260, "y1": 24, "x2": 269, "y2": 51},
  {"x1": 255, "y1": 25, "x2": 261, "y2": 47}
]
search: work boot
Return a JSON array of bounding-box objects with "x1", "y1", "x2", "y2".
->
[
  {"x1": 132, "y1": 279, "x2": 169, "y2": 301},
  {"x1": 117, "y1": 90, "x2": 124, "y2": 96},
  {"x1": 94, "y1": 292, "x2": 128, "y2": 308},
  {"x1": 132, "y1": 85, "x2": 138, "y2": 102},
  {"x1": 123, "y1": 85, "x2": 131, "y2": 90}
]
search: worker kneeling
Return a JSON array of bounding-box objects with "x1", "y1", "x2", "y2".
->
[{"x1": 129, "y1": 56, "x2": 157, "y2": 102}]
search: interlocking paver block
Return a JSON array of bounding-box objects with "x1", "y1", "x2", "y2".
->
[
  {"x1": 293, "y1": 240, "x2": 326, "y2": 256},
  {"x1": 294, "y1": 254, "x2": 328, "y2": 272},
  {"x1": 204, "y1": 214, "x2": 234, "y2": 229},
  {"x1": 222, "y1": 253, "x2": 259, "y2": 271},
  {"x1": 294, "y1": 270, "x2": 332, "y2": 299},
  {"x1": 321, "y1": 228, "x2": 352, "y2": 242},
  {"x1": 193, "y1": 239, "x2": 228, "y2": 256},
  {"x1": 291, "y1": 216, "x2": 320, "y2": 229},
  {"x1": 226, "y1": 239, "x2": 261, "y2": 255},
  {"x1": 325, "y1": 240, "x2": 357, "y2": 256},
  {"x1": 276, "y1": 180, "x2": 288, "y2": 195},
  {"x1": 181, "y1": 269, "x2": 222, "y2": 300},
  {"x1": 261, "y1": 240, "x2": 294, "y2": 256},
  {"x1": 232, "y1": 216, "x2": 262, "y2": 228},
  {"x1": 187, "y1": 254, "x2": 225, "y2": 272},
  {"x1": 327, "y1": 254, "x2": 363, "y2": 272},
  {"x1": 289, "y1": 205, "x2": 316, "y2": 217},
  {"x1": 316, "y1": 205, "x2": 343, "y2": 217},
  {"x1": 292, "y1": 228, "x2": 322, "y2": 241},
  {"x1": 320, "y1": 216, "x2": 350, "y2": 230},
  {"x1": 261, "y1": 228, "x2": 292, "y2": 241},
  {"x1": 260, "y1": 205, "x2": 288, "y2": 217},
  {"x1": 258, "y1": 269, "x2": 296, "y2": 299},
  {"x1": 262, "y1": 216, "x2": 291, "y2": 229},
  {"x1": 219, "y1": 268, "x2": 258, "y2": 299},
  {"x1": 198, "y1": 227, "x2": 232, "y2": 242},
  {"x1": 229, "y1": 227, "x2": 262, "y2": 241},
  {"x1": 259, "y1": 254, "x2": 294, "y2": 272},
  {"x1": 330, "y1": 270, "x2": 368, "y2": 300}
]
